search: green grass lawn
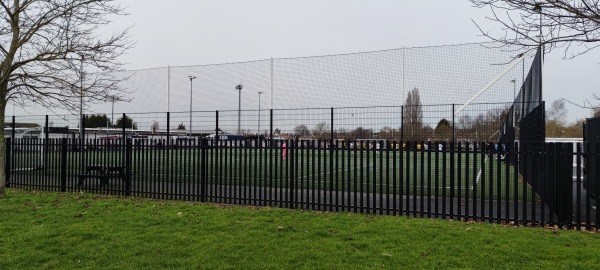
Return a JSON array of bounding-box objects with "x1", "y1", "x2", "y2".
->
[{"x1": 1, "y1": 188, "x2": 598, "y2": 269}]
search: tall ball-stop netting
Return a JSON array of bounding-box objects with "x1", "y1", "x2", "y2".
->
[{"x1": 12, "y1": 41, "x2": 540, "y2": 142}]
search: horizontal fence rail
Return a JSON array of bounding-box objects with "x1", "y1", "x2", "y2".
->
[{"x1": 5, "y1": 137, "x2": 599, "y2": 230}]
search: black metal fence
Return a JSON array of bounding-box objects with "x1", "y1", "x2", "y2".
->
[
  {"x1": 585, "y1": 117, "x2": 600, "y2": 198},
  {"x1": 5, "y1": 137, "x2": 599, "y2": 229}
]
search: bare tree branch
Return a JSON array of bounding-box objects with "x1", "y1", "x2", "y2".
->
[
  {"x1": 470, "y1": 0, "x2": 600, "y2": 58},
  {"x1": 0, "y1": 0, "x2": 133, "y2": 197}
]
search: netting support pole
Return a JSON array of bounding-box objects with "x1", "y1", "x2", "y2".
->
[
  {"x1": 166, "y1": 112, "x2": 170, "y2": 147},
  {"x1": 269, "y1": 109, "x2": 273, "y2": 147},
  {"x1": 452, "y1": 104, "x2": 456, "y2": 142},
  {"x1": 400, "y1": 106, "x2": 404, "y2": 142},
  {"x1": 330, "y1": 107, "x2": 334, "y2": 143},
  {"x1": 270, "y1": 58, "x2": 274, "y2": 110},
  {"x1": 454, "y1": 52, "x2": 530, "y2": 116}
]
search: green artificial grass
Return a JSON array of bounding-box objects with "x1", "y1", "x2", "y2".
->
[{"x1": 1, "y1": 188, "x2": 598, "y2": 269}]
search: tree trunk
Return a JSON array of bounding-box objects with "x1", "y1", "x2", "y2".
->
[{"x1": 0, "y1": 94, "x2": 6, "y2": 198}]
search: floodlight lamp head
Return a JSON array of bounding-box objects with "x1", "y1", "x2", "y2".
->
[
  {"x1": 510, "y1": 79, "x2": 516, "y2": 83},
  {"x1": 258, "y1": 91, "x2": 263, "y2": 95},
  {"x1": 189, "y1": 76, "x2": 197, "y2": 81},
  {"x1": 235, "y1": 84, "x2": 243, "y2": 90}
]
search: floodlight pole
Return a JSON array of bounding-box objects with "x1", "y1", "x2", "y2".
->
[
  {"x1": 258, "y1": 91, "x2": 263, "y2": 140},
  {"x1": 189, "y1": 76, "x2": 197, "y2": 137},
  {"x1": 235, "y1": 84, "x2": 243, "y2": 135},
  {"x1": 110, "y1": 95, "x2": 117, "y2": 126}
]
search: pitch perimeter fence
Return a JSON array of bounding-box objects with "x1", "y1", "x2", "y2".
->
[{"x1": 5, "y1": 136, "x2": 600, "y2": 229}]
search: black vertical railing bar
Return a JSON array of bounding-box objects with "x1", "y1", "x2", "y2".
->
[
  {"x1": 329, "y1": 140, "x2": 334, "y2": 212},
  {"x1": 261, "y1": 139, "x2": 267, "y2": 206},
  {"x1": 301, "y1": 139, "x2": 306, "y2": 209},
  {"x1": 216, "y1": 111, "x2": 223, "y2": 203},
  {"x1": 354, "y1": 140, "x2": 359, "y2": 213},
  {"x1": 442, "y1": 142, "x2": 447, "y2": 219},
  {"x1": 312, "y1": 140, "x2": 317, "y2": 210},
  {"x1": 488, "y1": 143, "x2": 494, "y2": 223},
  {"x1": 472, "y1": 142, "x2": 478, "y2": 220},
  {"x1": 279, "y1": 140, "x2": 284, "y2": 208},
  {"x1": 576, "y1": 143, "x2": 582, "y2": 229},
  {"x1": 294, "y1": 139, "x2": 300, "y2": 209},
  {"x1": 450, "y1": 142, "x2": 455, "y2": 219},
  {"x1": 427, "y1": 141, "x2": 432, "y2": 218},
  {"x1": 385, "y1": 141, "x2": 390, "y2": 215},
  {"x1": 377, "y1": 141, "x2": 382, "y2": 214},
  {"x1": 300, "y1": 141, "x2": 312, "y2": 210},
  {"x1": 341, "y1": 140, "x2": 346, "y2": 212},
  {"x1": 513, "y1": 142, "x2": 519, "y2": 224},
  {"x1": 359, "y1": 141, "x2": 364, "y2": 213},
  {"x1": 591, "y1": 143, "x2": 600, "y2": 229},
  {"x1": 522, "y1": 143, "x2": 528, "y2": 224},
  {"x1": 228, "y1": 140, "x2": 234, "y2": 205},
  {"x1": 412, "y1": 142, "x2": 417, "y2": 217},
  {"x1": 393, "y1": 141, "x2": 398, "y2": 215},
  {"x1": 434, "y1": 141, "x2": 439, "y2": 218},
  {"x1": 480, "y1": 142, "x2": 486, "y2": 222},
  {"x1": 336, "y1": 140, "x2": 341, "y2": 212},
  {"x1": 289, "y1": 139, "x2": 295, "y2": 209},
  {"x1": 243, "y1": 139, "x2": 249, "y2": 205},
  {"x1": 268, "y1": 139, "x2": 273, "y2": 207},
  {"x1": 531, "y1": 144, "x2": 537, "y2": 226},
  {"x1": 457, "y1": 142, "x2": 462, "y2": 220},
  {"x1": 398, "y1": 140, "x2": 404, "y2": 216},
  {"x1": 11, "y1": 117, "x2": 15, "y2": 187},
  {"x1": 44, "y1": 115, "x2": 49, "y2": 177},
  {"x1": 504, "y1": 143, "x2": 510, "y2": 223},
  {"x1": 365, "y1": 142, "x2": 371, "y2": 214},
  {"x1": 541, "y1": 143, "x2": 549, "y2": 227},
  {"x1": 420, "y1": 141, "x2": 425, "y2": 218},
  {"x1": 372, "y1": 142, "x2": 377, "y2": 214},
  {"x1": 496, "y1": 144, "x2": 502, "y2": 224},
  {"x1": 465, "y1": 142, "x2": 471, "y2": 220},
  {"x1": 251, "y1": 139, "x2": 256, "y2": 205}
]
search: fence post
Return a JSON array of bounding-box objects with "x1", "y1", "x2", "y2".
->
[
  {"x1": 166, "y1": 112, "x2": 170, "y2": 147},
  {"x1": 5, "y1": 138, "x2": 11, "y2": 188},
  {"x1": 60, "y1": 138, "x2": 67, "y2": 192},
  {"x1": 44, "y1": 115, "x2": 49, "y2": 170},
  {"x1": 330, "y1": 107, "x2": 334, "y2": 142},
  {"x1": 269, "y1": 109, "x2": 273, "y2": 147},
  {"x1": 121, "y1": 113, "x2": 126, "y2": 143},
  {"x1": 452, "y1": 104, "x2": 456, "y2": 142},
  {"x1": 400, "y1": 106, "x2": 404, "y2": 142}
]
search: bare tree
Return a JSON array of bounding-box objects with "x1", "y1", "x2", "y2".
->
[
  {"x1": 470, "y1": 0, "x2": 600, "y2": 58},
  {"x1": 293, "y1": 124, "x2": 311, "y2": 137},
  {"x1": 403, "y1": 87, "x2": 424, "y2": 141},
  {"x1": 0, "y1": 0, "x2": 131, "y2": 196},
  {"x1": 312, "y1": 122, "x2": 330, "y2": 140}
]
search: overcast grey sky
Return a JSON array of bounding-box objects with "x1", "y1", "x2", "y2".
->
[{"x1": 14, "y1": 0, "x2": 599, "y2": 122}]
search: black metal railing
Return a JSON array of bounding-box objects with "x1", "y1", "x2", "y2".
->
[{"x1": 5, "y1": 137, "x2": 599, "y2": 229}]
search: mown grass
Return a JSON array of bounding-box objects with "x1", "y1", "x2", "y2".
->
[{"x1": 1, "y1": 188, "x2": 598, "y2": 269}]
